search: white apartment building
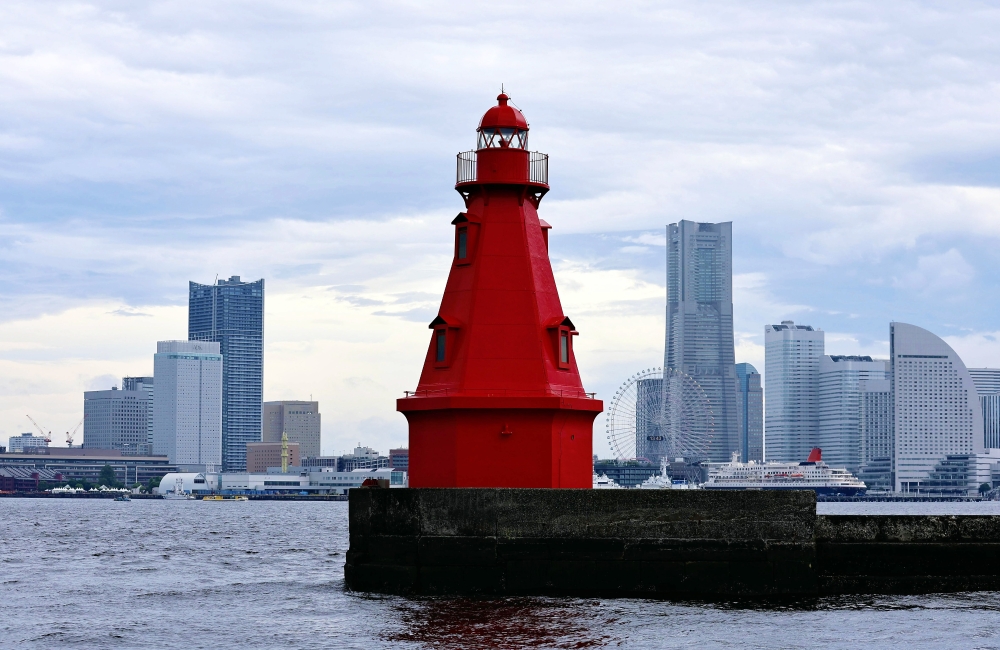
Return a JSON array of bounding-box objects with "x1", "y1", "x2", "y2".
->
[
  {"x1": 817, "y1": 355, "x2": 889, "y2": 474},
  {"x1": 152, "y1": 340, "x2": 223, "y2": 469},
  {"x1": 891, "y1": 322, "x2": 985, "y2": 493},
  {"x1": 764, "y1": 321, "x2": 824, "y2": 462},
  {"x1": 8, "y1": 433, "x2": 49, "y2": 452}
]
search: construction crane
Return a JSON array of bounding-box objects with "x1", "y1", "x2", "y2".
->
[
  {"x1": 66, "y1": 418, "x2": 84, "y2": 448},
  {"x1": 25, "y1": 415, "x2": 52, "y2": 443}
]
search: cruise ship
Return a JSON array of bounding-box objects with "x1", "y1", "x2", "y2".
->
[{"x1": 702, "y1": 448, "x2": 866, "y2": 495}]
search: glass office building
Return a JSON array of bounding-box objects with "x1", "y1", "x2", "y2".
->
[
  {"x1": 664, "y1": 221, "x2": 739, "y2": 462},
  {"x1": 189, "y1": 276, "x2": 264, "y2": 471}
]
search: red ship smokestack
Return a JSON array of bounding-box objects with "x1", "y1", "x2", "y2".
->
[
  {"x1": 397, "y1": 93, "x2": 604, "y2": 488},
  {"x1": 807, "y1": 448, "x2": 822, "y2": 463}
]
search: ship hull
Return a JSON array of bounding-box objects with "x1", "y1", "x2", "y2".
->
[{"x1": 703, "y1": 485, "x2": 866, "y2": 496}]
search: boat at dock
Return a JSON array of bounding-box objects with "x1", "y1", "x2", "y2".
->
[{"x1": 202, "y1": 495, "x2": 249, "y2": 501}]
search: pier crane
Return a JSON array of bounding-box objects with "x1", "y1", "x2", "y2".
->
[{"x1": 25, "y1": 415, "x2": 52, "y2": 443}]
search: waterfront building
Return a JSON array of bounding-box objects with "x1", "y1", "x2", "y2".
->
[
  {"x1": 591, "y1": 459, "x2": 658, "y2": 488},
  {"x1": 817, "y1": 355, "x2": 890, "y2": 474},
  {"x1": 7, "y1": 433, "x2": 49, "y2": 453},
  {"x1": 891, "y1": 322, "x2": 985, "y2": 493},
  {"x1": 158, "y1": 467, "x2": 406, "y2": 496},
  {"x1": 83, "y1": 386, "x2": 152, "y2": 455},
  {"x1": 152, "y1": 340, "x2": 223, "y2": 470},
  {"x1": 189, "y1": 275, "x2": 264, "y2": 472},
  {"x1": 969, "y1": 368, "x2": 1000, "y2": 449},
  {"x1": 338, "y1": 446, "x2": 389, "y2": 472},
  {"x1": 858, "y1": 378, "x2": 893, "y2": 490},
  {"x1": 735, "y1": 363, "x2": 763, "y2": 462},
  {"x1": 916, "y1": 452, "x2": 1000, "y2": 496},
  {"x1": 389, "y1": 448, "x2": 409, "y2": 471},
  {"x1": 246, "y1": 441, "x2": 300, "y2": 473},
  {"x1": 0, "y1": 467, "x2": 63, "y2": 491},
  {"x1": 664, "y1": 220, "x2": 739, "y2": 462},
  {"x1": 0, "y1": 449, "x2": 174, "y2": 484},
  {"x1": 263, "y1": 401, "x2": 321, "y2": 459},
  {"x1": 764, "y1": 321, "x2": 824, "y2": 462},
  {"x1": 122, "y1": 376, "x2": 154, "y2": 447}
]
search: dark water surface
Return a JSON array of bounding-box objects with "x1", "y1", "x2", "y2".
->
[{"x1": 2, "y1": 499, "x2": 999, "y2": 649}]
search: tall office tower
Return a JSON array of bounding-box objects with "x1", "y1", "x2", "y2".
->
[
  {"x1": 122, "y1": 376, "x2": 154, "y2": 448},
  {"x1": 83, "y1": 386, "x2": 152, "y2": 455},
  {"x1": 891, "y1": 322, "x2": 984, "y2": 493},
  {"x1": 263, "y1": 401, "x2": 321, "y2": 459},
  {"x1": 735, "y1": 363, "x2": 763, "y2": 462},
  {"x1": 189, "y1": 276, "x2": 264, "y2": 471},
  {"x1": 817, "y1": 355, "x2": 890, "y2": 473},
  {"x1": 969, "y1": 368, "x2": 1000, "y2": 449},
  {"x1": 858, "y1": 378, "x2": 893, "y2": 491},
  {"x1": 664, "y1": 221, "x2": 738, "y2": 462},
  {"x1": 764, "y1": 321, "x2": 824, "y2": 462},
  {"x1": 152, "y1": 340, "x2": 223, "y2": 468}
]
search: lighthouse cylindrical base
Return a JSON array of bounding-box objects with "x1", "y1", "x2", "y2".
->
[{"x1": 398, "y1": 395, "x2": 602, "y2": 488}]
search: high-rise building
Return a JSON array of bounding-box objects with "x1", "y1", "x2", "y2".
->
[
  {"x1": 122, "y1": 376, "x2": 154, "y2": 448},
  {"x1": 735, "y1": 363, "x2": 763, "y2": 462},
  {"x1": 817, "y1": 355, "x2": 889, "y2": 473},
  {"x1": 263, "y1": 401, "x2": 321, "y2": 459},
  {"x1": 969, "y1": 368, "x2": 1000, "y2": 449},
  {"x1": 858, "y1": 378, "x2": 893, "y2": 490},
  {"x1": 83, "y1": 386, "x2": 152, "y2": 455},
  {"x1": 664, "y1": 221, "x2": 738, "y2": 462},
  {"x1": 890, "y1": 322, "x2": 985, "y2": 493},
  {"x1": 764, "y1": 321, "x2": 824, "y2": 462},
  {"x1": 152, "y1": 340, "x2": 223, "y2": 469},
  {"x1": 189, "y1": 276, "x2": 264, "y2": 471}
]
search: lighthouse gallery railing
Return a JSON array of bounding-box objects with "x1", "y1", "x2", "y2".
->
[{"x1": 456, "y1": 151, "x2": 549, "y2": 185}]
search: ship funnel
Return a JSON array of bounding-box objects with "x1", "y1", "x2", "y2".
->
[{"x1": 806, "y1": 448, "x2": 822, "y2": 463}]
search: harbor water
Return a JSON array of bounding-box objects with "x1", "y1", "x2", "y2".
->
[{"x1": 2, "y1": 498, "x2": 999, "y2": 649}]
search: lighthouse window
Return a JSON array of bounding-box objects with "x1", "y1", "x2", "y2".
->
[
  {"x1": 436, "y1": 329, "x2": 447, "y2": 363},
  {"x1": 457, "y1": 228, "x2": 467, "y2": 259},
  {"x1": 477, "y1": 128, "x2": 528, "y2": 150},
  {"x1": 560, "y1": 331, "x2": 569, "y2": 364}
]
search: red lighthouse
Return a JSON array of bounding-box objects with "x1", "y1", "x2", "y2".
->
[{"x1": 398, "y1": 94, "x2": 603, "y2": 488}]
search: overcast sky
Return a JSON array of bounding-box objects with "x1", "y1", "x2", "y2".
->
[{"x1": 2, "y1": 1, "x2": 999, "y2": 457}]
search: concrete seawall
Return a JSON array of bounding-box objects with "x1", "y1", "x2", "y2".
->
[{"x1": 345, "y1": 488, "x2": 1000, "y2": 597}]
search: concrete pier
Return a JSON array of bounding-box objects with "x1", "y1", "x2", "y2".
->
[{"x1": 345, "y1": 488, "x2": 1000, "y2": 597}]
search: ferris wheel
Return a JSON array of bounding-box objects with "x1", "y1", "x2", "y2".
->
[{"x1": 605, "y1": 367, "x2": 714, "y2": 464}]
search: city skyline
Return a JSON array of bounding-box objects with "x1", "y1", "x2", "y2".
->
[{"x1": 3, "y1": 3, "x2": 1000, "y2": 460}]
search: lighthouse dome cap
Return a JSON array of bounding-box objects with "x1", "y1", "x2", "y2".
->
[{"x1": 478, "y1": 93, "x2": 529, "y2": 131}]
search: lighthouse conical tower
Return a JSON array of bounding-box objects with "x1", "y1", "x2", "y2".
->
[{"x1": 398, "y1": 93, "x2": 603, "y2": 488}]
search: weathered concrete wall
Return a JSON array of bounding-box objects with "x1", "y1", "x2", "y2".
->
[
  {"x1": 817, "y1": 514, "x2": 1000, "y2": 594},
  {"x1": 345, "y1": 488, "x2": 817, "y2": 597}
]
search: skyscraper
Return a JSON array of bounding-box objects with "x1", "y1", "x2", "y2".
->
[
  {"x1": 664, "y1": 221, "x2": 738, "y2": 462},
  {"x1": 263, "y1": 401, "x2": 321, "y2": 459},
  {"x1": 968, "y1": 368, "x2": 1000, "y2": 449},
  {"x1": 83, "y1": 386, "x2": 151, "y2": 454},
  {"x1": 764, "y1": 321, "x2": 824, "y2": 462},
  {"x1": 858, "y1": 378, "x2": 893, "y2": 491},
  {"x1": 891, "y1": 322, "x2": 985, "y2": 493},
  {"x1": 122, "y1": 376, "x2": 154, "y2": 449},
  {"x1": 189, "y1": 276, "x2": 264, "y2": 471},
  {"x1": 152, "y1": 340, "x2": 223, "y2": 468},
  {"x1": 735, "y1": 363, "x2": 763, "y2": 462},
  {"x1": 817, "y1": 355, "x2": 889, "y2": 474}
]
